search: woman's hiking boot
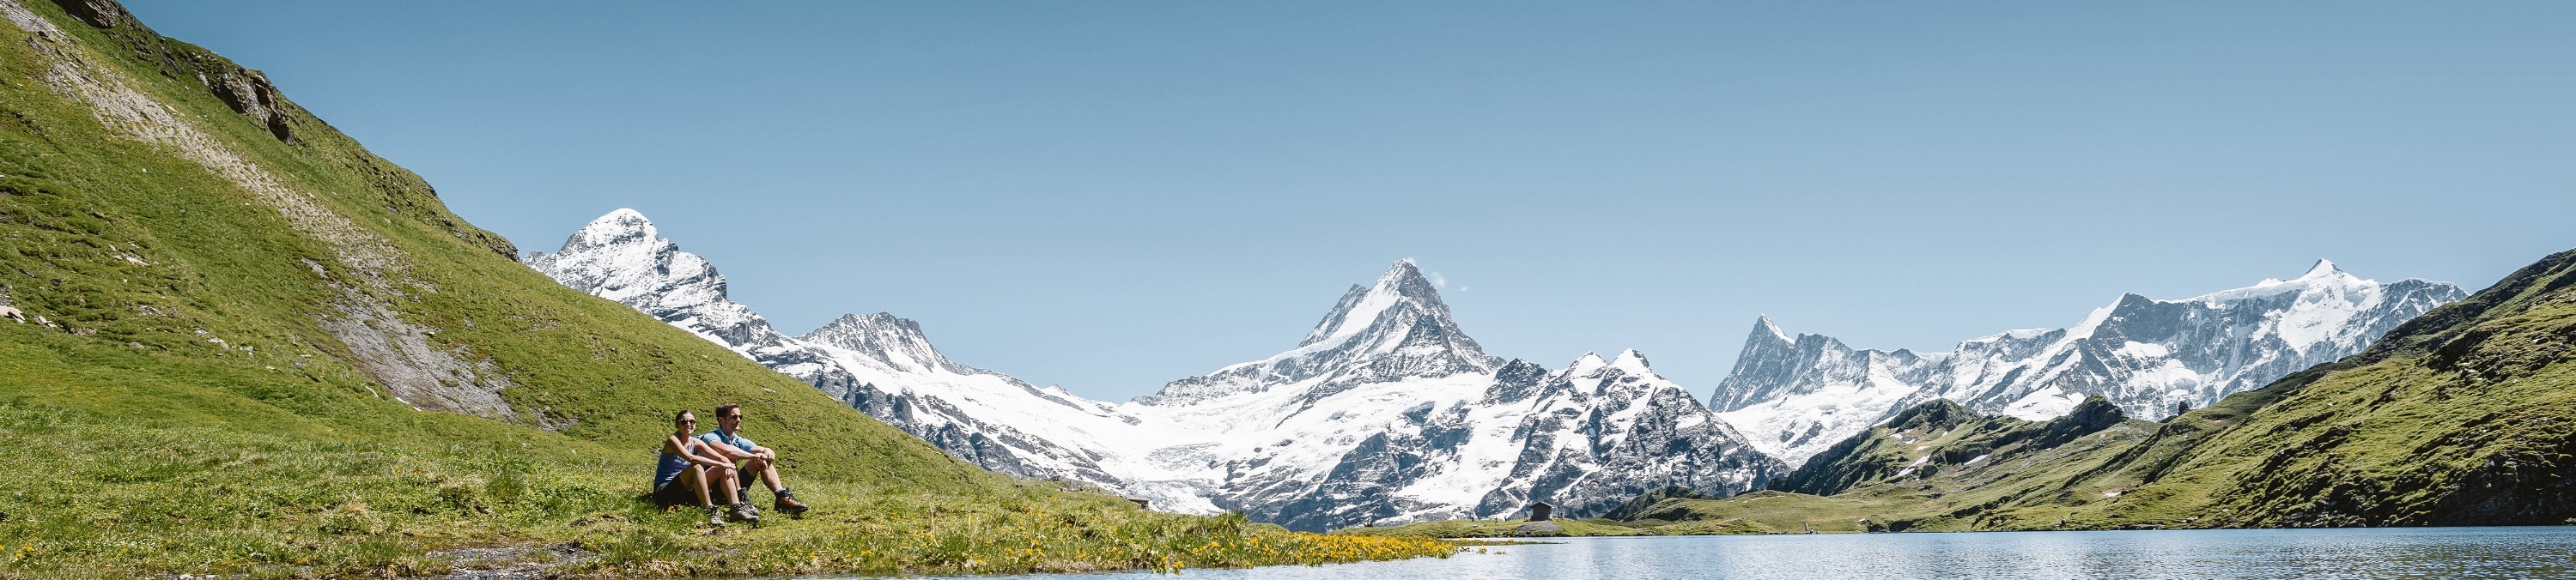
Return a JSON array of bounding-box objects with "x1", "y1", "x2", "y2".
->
[
  {"x1": 702, "y1": 504, "x2": 727, "y2": 529},
  {"x1": 775, "y1": 488, "x2": 810, "y2": 518},
  {"x1": 729, "y1": 501, "x2": 762, "y2": 527}
]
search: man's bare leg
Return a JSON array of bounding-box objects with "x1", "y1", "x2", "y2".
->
[
  {"x1": 744, "y1": 456, "x2": 808, "y2": 514},
  {"x1": 712, "y1": 465, "x2": 741, "y2": 504},
  {"x1": 744, "y1": 456, "x2": 783, "y2": 494}
]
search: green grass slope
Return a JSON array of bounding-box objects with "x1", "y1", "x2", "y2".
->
[
  {"x1": 0, "y1": 1, "x2": 1448, "y2": 577},
  {"x1": 1633, "y1": 248, "x2": 2576, "y2": 534}
]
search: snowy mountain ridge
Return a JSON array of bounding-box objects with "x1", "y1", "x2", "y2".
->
[
  {"x1": 529, "y1": 209, "x2": 1782, "y2": 531},
  {"x1": 1710, "y1": 259, "x2": 2466, "y2": 467}
]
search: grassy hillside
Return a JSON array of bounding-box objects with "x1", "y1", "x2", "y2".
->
[
  {"x1": 0, "y1": 1, "x2": 1446, "y2": 577},
  {"x1": 1631, "y1": 249, "x2": 2576, "y2": 533}
]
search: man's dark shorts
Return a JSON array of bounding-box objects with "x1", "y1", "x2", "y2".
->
[{"x1": 650, "y1": 478, "x2": 698, "y2": 507}]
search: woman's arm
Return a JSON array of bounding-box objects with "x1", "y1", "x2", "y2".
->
[{"x1": 676, "y1": 438, "x2": 733, "y2": 468}]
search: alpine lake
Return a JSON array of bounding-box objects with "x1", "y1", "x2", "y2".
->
[{"x1": 891, "y1": 526, "x2": 2576, "y2": 579}]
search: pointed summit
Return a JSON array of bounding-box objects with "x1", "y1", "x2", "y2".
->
[
  {"x1": 1569, "y1": 351, "x2": 1611, "y2": 374},
  {"x1": 2298, "y1": 258, "x2": 2345, "y2": 280},
  {"x1": 1299, "y1": 260, "x2": 1464, "y2": 348},
  {"x1": 1139, "y1": 260, "x2": 1500, "y2": 405},
  {"x1": 1609, "y1": 349, "x2": 1655, "y2": 373},
  {"x1": 799, "y1": 312, "x2": 961, "y2": 375},
  {"x1": 1752, "y1": 316, "x2": 1792, "y2": 344}
]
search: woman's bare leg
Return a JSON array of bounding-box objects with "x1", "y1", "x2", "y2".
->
[{"x1": 682, "y1": 465, "x2": 713, "y2": 507}]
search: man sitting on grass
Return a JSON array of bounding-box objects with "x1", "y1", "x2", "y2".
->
[
  {"x1": 699, "y1": 402, "x2": 811, "y2": 517},
  {"x1": 650, "y1": 410, "x2": 744, "y2": 528}
]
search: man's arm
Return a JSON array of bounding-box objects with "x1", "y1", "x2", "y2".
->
[
  {"x1": 671, "y1": 436, "x2": 733, "y2": 468},
  {"x1": 702, "y1": 438, "x2": 759, "y2": 461}
]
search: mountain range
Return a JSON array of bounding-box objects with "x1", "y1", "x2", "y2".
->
[
  {"x1": 531, "y1": 209, "x2": 2466, "y2": 530},
  {"x1": 531, "y1": 209, "x2": 1781, "y2": 530},
  {"x1": 1633, "y1": 247, "x2": 2576, "y2": 532},
  {"x1": 1710, "y1": 262, "x2": 2463, "y2": 466}
]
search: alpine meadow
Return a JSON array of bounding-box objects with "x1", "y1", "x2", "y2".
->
[{"x1": 0, "y1": 1, "x2": 1446, "y2": 577}]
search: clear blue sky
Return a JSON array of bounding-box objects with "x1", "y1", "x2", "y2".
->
[{"x1": 125, "y1": 1, "x2": 2576, "y2": 402}]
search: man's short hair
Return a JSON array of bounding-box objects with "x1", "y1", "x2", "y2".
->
[{"x1": 715, "y1": 402, "x2": 741, "y2": 418}]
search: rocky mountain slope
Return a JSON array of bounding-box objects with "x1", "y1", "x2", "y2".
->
[
  {"x1": 1120, "y1": 264, "x2": 1779, "y2": 530},
  {"x1": 532, "y1": 217, "x2": 1783, "y2": 530},
  {"x1": 1712, "y1": 261, "x2": 2463, "y2": 466},
  {"x1": 1635, "y1": 247, "x2": 2576, "y2": 532}
]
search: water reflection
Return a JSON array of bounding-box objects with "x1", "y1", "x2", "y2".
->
[{"x1": 894, "y1": 526, "x2": 2576, "y2": 579}]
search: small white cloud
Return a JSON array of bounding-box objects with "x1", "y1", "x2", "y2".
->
[{"x1": 1427, "y1": 272, "x2": 1448, "y2": 288}]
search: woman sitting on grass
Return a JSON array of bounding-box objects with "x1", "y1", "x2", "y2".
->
[{"x1": 651, "y1": 410, "x2": 747, "y2": 528}]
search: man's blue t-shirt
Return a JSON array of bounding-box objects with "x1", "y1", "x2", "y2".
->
[{"x1": 696, "y1": 429, "x2": 756, "y2": 455}]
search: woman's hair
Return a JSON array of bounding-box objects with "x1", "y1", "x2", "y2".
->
[{"x1": 674, "y1": 409, "x2": 695, "y2": 422}]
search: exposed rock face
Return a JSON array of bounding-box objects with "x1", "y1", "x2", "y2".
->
[
  {"x1": 531, "y1": 212, "x2": 1783, "y2": 530},
  {"x1": 1466, "y1": 352, "x2": 1773, "y2": 524},
  {"x1": 1713, "y1": 261, "x2": 2464, "y2": 467},
  {"x1": 319, "y1": 299, "x2": 521, "y2": 422},
  {"x1": 39, "y1": 0, "x2": 296, "y2": 142},
  {"x1": 48, "y1": 0, "x2": 132, "y2": 28},
  {"x1": 204, "y1": 66, "x2": 293, "y2": 142}
]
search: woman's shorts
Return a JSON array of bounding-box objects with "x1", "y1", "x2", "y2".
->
[{"x1": 649, "y1": 478, "x2": 699, "y2": 507}]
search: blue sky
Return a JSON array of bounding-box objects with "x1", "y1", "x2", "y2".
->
[{"x1": 125, "y1": 1, "x2": 2576, "y2": 401}]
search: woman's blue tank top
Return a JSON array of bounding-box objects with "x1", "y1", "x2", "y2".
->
[{"x1": 653, "y1": 440, "x2": 692, "y2": 487}]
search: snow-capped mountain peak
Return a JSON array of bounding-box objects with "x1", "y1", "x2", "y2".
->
[
  {"x1": 799, "y1": 312, "x2": 960, "y2": 375},
  {"x1": 1568, "y1": 351, "x2": 1612, "y2": 376},
  {"x1": 1607, "y1": 348, "x2": 1654, "y2": 375},
  {"x1": 566, "y1": 208, "x2": 654, "y2": 249},
  {"x1": 1297, "y1": 260, "x2": 1480, "y2": 353},
  {"x1": 1136, "y1": 260, "x2": 1500, "y2": 406},
  {"x1": 523, "y1": 208, "x2": 778, "y2": 351},
  {"x1": 1754, "y1": 315, "x2": 1792, "y2": 342}
]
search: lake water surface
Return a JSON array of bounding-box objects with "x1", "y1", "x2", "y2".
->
[{"x1": 913, "y1": 526, "x2": 2576, "y2": 579}]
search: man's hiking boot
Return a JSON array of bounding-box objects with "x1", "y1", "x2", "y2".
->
[
  {"x1": 702, "y1": 504, "x2": 727, "y2": 529},
  {"x1": 730, "y1": 501, "x2": 762, "y2": 527},
  {"x1": 775, "y1": 489, "x2": 810, "y2": 518}
]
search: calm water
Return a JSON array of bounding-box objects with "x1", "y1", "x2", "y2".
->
[{"x1": 906, "y1": 527, "x2": 2576, "y2": 579}]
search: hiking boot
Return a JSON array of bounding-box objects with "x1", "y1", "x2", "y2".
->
[
  {"x1": 729, "y1": 501, "x2": 761, "y2": 527},
  {"x1": 774, "y1": 490, "x2": 810, "y2": 518},
  {"x1": 702, "y1": 504, "x2": 727, "y2": 529}
]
